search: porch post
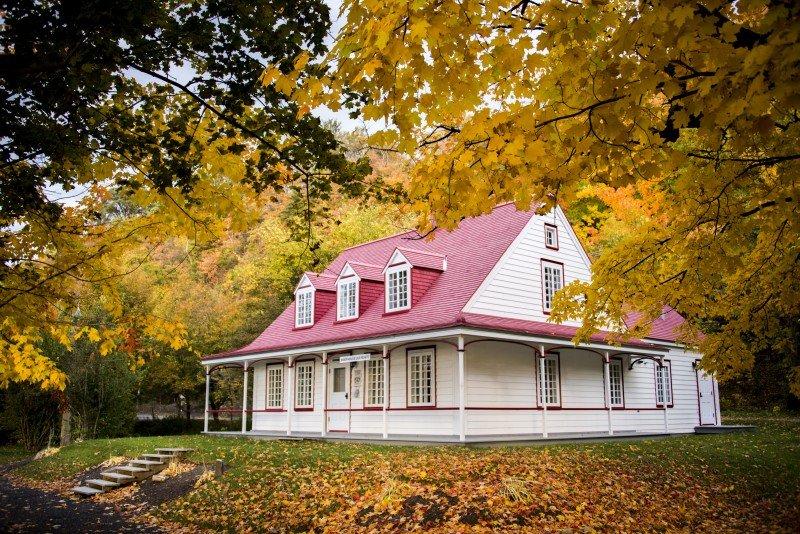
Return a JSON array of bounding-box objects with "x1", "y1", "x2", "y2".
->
[
  {"x1": 539, "y1": 345, "x2": 548, "y2": 438},
  {"x1": 241, "y1": 361, "x2": 249, "y2": 434},
  {"x1": 660, "y1": 358, "x2": 670, "y2": 434},
  {"x1": 321, "y1": 352, "x2": 328, "y2": 437},
  {"x1": 382, "y1": 345, "x2": 389, "y2": 439},
  {"x1": 203, "y1": 366, "x2": 210, "y2": 433},
  {"x1": 457, "y1": 335, "x2": 465, "y2": 442},
  {"x1": 287, "y1": 356, "x2": 295, "y2": 436},
  {"x1": 604, "y1": 351, "x2": 613, "y2": 436}
]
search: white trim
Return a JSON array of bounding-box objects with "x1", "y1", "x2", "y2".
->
[
  {"x1": 337, "y1": 277, "x2": 360, "y2": 320},
  {"x1": 385, "y1": 263, "x2": 411, "y2": 312},
  {"x1": 382, "y1": 249, "x2": 410, "y2": 273},
  {"x1": 541, "y1": 259, "x2": 564, "y2": 313},
  {"x1": 295, "y1": 287, "x2": 315, "y2": 328},
  {"x1": 266, "y1": 364, "x2": 284, "y2": 408},
  {"x1": 364, "y1": 357, "x2": 384, "y2": 408},
  {"x1": 203, "y1": 325, "x2": 670, "y2": 365},
  {"x1": 555, "y1": 205, "x2": 592, "y2": 268}
]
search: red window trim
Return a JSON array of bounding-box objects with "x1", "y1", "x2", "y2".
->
[
  {"x1": 265, "y1": 362, "x2": 285, "y2": 410},
  {"x1": 540, "y1": 259, "x2": 565, "y2": 315},
  {"x1": 405, "y1": 345, "x2": 437, "y2": 408},
  {"x1": 653, "y1": 359, "x2": 674, "y2": 408},
  {"x1": 294, "y1": 359, "x2": 315, "y2": 411},
  {"x1": 539, "y1": 352, "x2": 563, "y2": 408},
  {"x1": 603, "y1": 356, "x2": 626, "y2": 409},
  {"x1": 364, "y1": 358, "x2": 385, "y2": 408},
  {"x1": 544, "y1": 223, "x2": 559, "y2": 250}
]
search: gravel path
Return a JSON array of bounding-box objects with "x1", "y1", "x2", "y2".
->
[{"x1": 0, "y1": 475, "x2": 162, "y2": 533}]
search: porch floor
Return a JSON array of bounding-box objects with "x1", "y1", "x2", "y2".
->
[{"x1": 203, "y1": 429, "x2": 679, "y2": 446}]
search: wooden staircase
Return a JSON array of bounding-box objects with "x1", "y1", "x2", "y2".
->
[{"x1": 72, "y1": 448, "x2": 193, "y2": 497}]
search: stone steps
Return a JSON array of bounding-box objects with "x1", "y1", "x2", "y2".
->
[{"x1": 72, "y1": 447, "x2": 193, "y2": 497}]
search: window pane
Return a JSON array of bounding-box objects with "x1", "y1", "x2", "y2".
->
[
  {"x1": 609, "y1": 360, "x2": 623, "y2": 406},
  {"x1": 408, "y1": 351, "x2": 433, "y2": 405},
  {"x1": 542, "y1": 263, "x2": 562, "y2": 311},
  {"x1": 295, "y1": 363, "x2": 313, "y2": 407},
  {"x1": 332, "y1": 367, "x2": 345, "y2": 393},
  {"x1": 267, "y1": 366, "x2": 283, "y2": 408},
  {"x1": 366, "y1": 360, "x2": 384, "y2": 406},
  {"x1": 541, "y1": 356, "x2": 559, "y2": 405},
  {"x1": 387, "y1": 269, "x2": 409, "y2": 310}
]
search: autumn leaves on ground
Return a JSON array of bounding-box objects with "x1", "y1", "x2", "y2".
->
[{"x1": 8, "y1": 414, "x2": 798, "y2": 532}]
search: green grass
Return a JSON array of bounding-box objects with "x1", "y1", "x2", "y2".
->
[{"x1": 0, "y1": 444, "x2": 30, "y2": 465}]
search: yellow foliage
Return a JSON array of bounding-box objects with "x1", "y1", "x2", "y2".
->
[{"x1": 269, "y1": 0, "x2": 800, "y2": 391}]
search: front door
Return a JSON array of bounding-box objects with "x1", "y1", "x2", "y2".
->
[
  {"x1": 328, "y1": 362, "x2": 350, "y2": 432},
  {"x1": 697, "y1": 370, "x2": 717, "y2": 425}
]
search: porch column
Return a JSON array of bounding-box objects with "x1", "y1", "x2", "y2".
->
[
  {"x1": 321, "y1": 352, "x2": 328, "y2": 437},
  {"x1": 660, "y1": 358, "x2": 670, "y2": 434},
  {"x1": 604, "y1": 351, "x2": 614, "y2": 436},
  {"x1": 203, "y1": 366, "x2": 210, "y2": 433},
  {"x1": 382, "y1": 345, "x2": 389, "y2": 439},
  {"x1": 287, "y1": 356, "x2": 295, "y2": 436},
  {"x1": 457, "y1": 335, "x2": 465, "y2": 442},
  {"x1": 241, "y1": 361, "x2": 249, "y2": 434},
  {"x1": 539, "y1": 345, "x2": 548, "y2": 438}
]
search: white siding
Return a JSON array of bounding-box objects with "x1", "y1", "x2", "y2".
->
[
  {"x1": 246, "y1": 343, "x2": 710, "y2": 439},
  {"x1": 464, "y1": 207, "x2": 591, "y2": 326}
]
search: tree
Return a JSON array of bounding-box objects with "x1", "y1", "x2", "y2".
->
[
  {"x1": 0, "y1": 0, "x2": 401, "y2": 389},
  {"x1": 275, "y1": 0, "x2": 800, "y2": 392}
]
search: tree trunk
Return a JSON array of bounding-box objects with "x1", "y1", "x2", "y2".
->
[
  {"x1": 185, "y1": 399, "x2": 191, "y2": 422},
  {"x1": 60, "y1": 407, "x2": 71, "y2": 447}
]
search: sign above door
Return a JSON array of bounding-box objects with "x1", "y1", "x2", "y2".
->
[{"x1": 339, "y1": 353, "x2": 372, "y2": 363}]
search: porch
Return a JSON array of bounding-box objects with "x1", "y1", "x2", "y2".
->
[{"x1": 201, "y1": 327, "x2": 689, "y2": 442}]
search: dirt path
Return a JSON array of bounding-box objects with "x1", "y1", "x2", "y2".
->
[{"x1": 0, "y1": 475, "x2": 162, "y2": 533}]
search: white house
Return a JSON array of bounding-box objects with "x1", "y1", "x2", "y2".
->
[{"x1": 202, "y1": 203, "x2": 721, "y2": 442}]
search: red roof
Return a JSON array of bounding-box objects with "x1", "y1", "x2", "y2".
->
[
  {"x1": 298, "y1": 272, "x2": 337, "y2": 292},
  {"x1": 345, "y1": 261, "x2": 384, "y2": 282},
  {"x1": 625, "y1": 306, "x2": 686, "y2": 343},
  {"x1": 395, "y1": 247, "x2": 447, "y2": 271},
  {"x1": 206, "y1": 204, "x2": 673, "y2": 360}
]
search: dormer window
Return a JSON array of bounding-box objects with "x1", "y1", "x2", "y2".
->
[
  {"x1": 295, "y1": 288, "x2": 314, "y2": 327},
  {"x1": 386, "y1": 265, "x2": 410, "y2": 312},
  {"x1": 337, "y1": 279, "x2": 359, "y2": 320},
  {"x1": 544, "y1": 223, "x2": 559, "y2": 250}
]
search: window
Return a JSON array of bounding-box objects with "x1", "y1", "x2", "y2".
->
[
  {"x1": 295, "y1": 288, "x2": 313, "y2": 327},
  {"x1": 609, "y1": 359, "x2": 624, "y2": 407},
  {"x1": 386, "y1": 266, "x2": 410, "y2": 311},
  {"x1": 540, "y1": 355, "x2": 560, "y2": 405},
  {"x1": 337, "y1": 279, "x2": 358, "y2": 320},
  {"x1": 332, "y1": 367, "x2": 346, "y2": 393},
  {"x1": 266, "y1": 365, "x2": 283, "y2": 408},
  {"x1": 541, "y1": 261, "x2": 564, "y2": 312},
  {"x1": 656, "y1": 362, "x2": 673, "y2": 406},
  {"x1": 407, "y1": 349, "x2": 434, "y2": 406},
  {"x1": 544, "y1": 224, "x2": 559, "y2": 249},
  {"x1": 365, "y1": 359, "x2": 384, "y2": 407},
  {"x1": 295, "y1": 361, "x2": 314, "y2": 408}
]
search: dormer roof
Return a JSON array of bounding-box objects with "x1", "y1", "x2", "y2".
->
[
  {"x1": 385, "y1": 247, "x2": 447, "y2": 272},
  {"x1": 296, "y1": 272, "x2": 337, "y2": 293},
  {"x1": 339, "y1": 261, "x2": 384, "y2": 282}
]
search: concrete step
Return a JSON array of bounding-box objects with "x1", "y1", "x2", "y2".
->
[
  {"x1": 141, "y1": 453, "x2": 174, "y2": 461},
  {"x1": 72, "y1": 486, "x2": 103, "y2": 497},
  {"x1": 85, "y1": 478, "x2": 120, "y2": 491},
  {"x1": 114, "y1": 465, "x2": 150, "y2": 480},
  {"x1": 155, "y1": 448, "x2": 193, "y2": 457},
  {"x1": 130, "y1": 459, "x2": 164, "y2": 468},
  {"x1": 101, "y1": 471, "x2": 135, "y2": 483}
]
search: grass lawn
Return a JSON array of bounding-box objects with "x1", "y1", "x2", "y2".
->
[
  {"x1": 0, "y1": 444, "x2": 31, "y2": 465},
  {"x1": 10, "y1": 412, "x2": 799, "y2": 532}
]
